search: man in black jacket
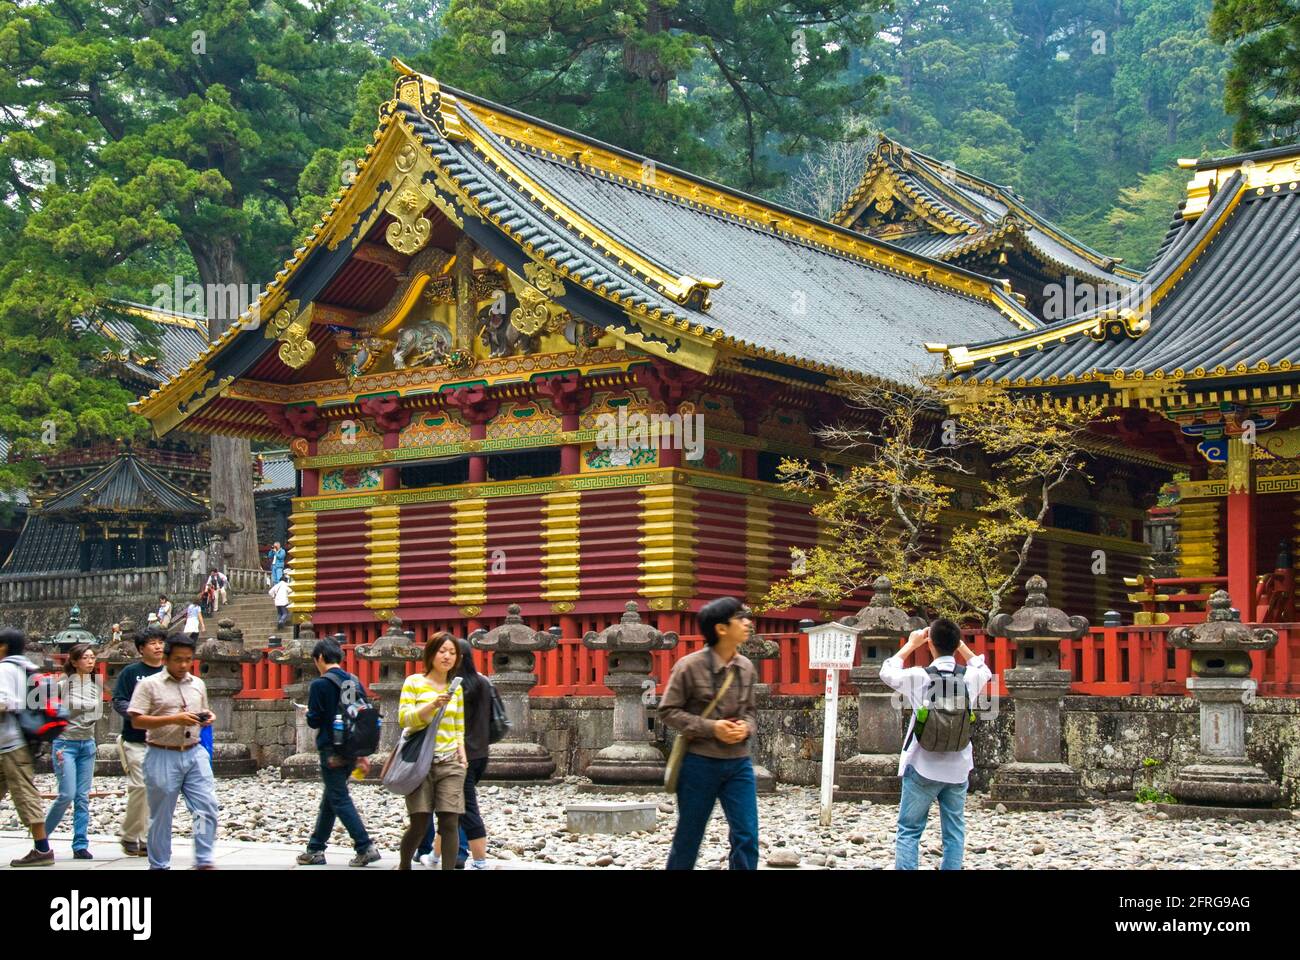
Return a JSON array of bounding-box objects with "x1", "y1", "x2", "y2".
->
[{"x1": 295, "y1": 637, "x2": 380, "y2": 867}]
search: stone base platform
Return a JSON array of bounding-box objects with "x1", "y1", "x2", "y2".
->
[
  {"x1": 826, "y1": 755, "x2": 900, "y2": 804},
  {"x1": 1156, "y1": 802, "x2": 1292, "y2": 822},
  {"x1": 986, "y1": 762, "x2": 1091, "y2": 811},
  {"x1": 565, "y1": 802, "x2": 658, "y2": 834},
  {"x1": 1170, "y1": 762, "x2": 1281, "y2": 807},
  {"x1": 479, "y1": 778, "x2": 563, "y2": 788},
  {"x1": 577, "y1": 783, "x2": 666, "y2": 795}
]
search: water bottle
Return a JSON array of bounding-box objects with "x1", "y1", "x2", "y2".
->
[{"x1": 332, "y1": 712, "x2": 345, "y2": 747}]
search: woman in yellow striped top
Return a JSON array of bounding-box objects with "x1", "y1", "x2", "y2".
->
[{"x1": 397, "y1": 633, "x2": 467, "y2": 871}]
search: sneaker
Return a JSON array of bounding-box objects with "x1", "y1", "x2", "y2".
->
[
  {"x1": 134, "y1": 844, "x2": 148, "y2": 858},
  {"x1": 73, "y1": 849, "x2": 94, "y2": 861},
  {"x1": 417, "y1": 853, "x2": 440, "y2": 869},
  {"x1": 296, "y1": 850, "x2": 326, "y2": 866},
  {"x1": 192, "y1": 864, "x2": 217, "y2": 871},
  {"x1": 468, "y1": 858, "x2": 491, "y2": 870},
  {"x1": 349, "y1": 846, "x2": 381, "y2": 868},
  {"x1": 11, "y1": 848, "x2": 55, "y2": 868},
  {"x1": 120, "y1": 840, "x2": 140, "y2": 857}
]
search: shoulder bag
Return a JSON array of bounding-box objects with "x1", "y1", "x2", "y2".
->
[{"x1": 381, "y1": 684, "x2": 454, "y2": 796}]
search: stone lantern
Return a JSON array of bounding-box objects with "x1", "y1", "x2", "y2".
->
[
  {"x1": 581, "y1": 602, "x2": 678, "y2": 790},
  {"x1": 194, "y1": 619, "x2": 261, "y2": 775},
  {"x1": 469, "y1": 604, "x2": 560, "y2": 782},
  {"x1": 356, "y1": 616, "x2": 423, "y2": 758},
  {"x1": 1162, "y1": 591, "x2": 1285, "y2": 819},
  {"x1": 738, "y1": 632, "x2": 779, "y2": 793},
  {"x1": 47, "y1": 605, "x2": 100, "y2": 656},
  {"x1": 268, "y1": 622, "x2": 321, "y2": 780},
  {"x1": 836, "y1": 577, "x2": 925, "y2": 804},
  {"x1": 985, "y1": 575, "x2": 1090, "y2": 810}
]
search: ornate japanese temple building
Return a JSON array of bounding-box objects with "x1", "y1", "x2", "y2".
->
[
  {"x1": 835, "y1": 134, "x2": 1141, "y2": 319},
  {"x1": 131, "y1": 63, "x2": 1162, "y2": 642},
  {"x1": 937, "y1": 144, "x2": 1300, "y2": 625}
]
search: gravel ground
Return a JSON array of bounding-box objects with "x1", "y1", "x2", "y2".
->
[{"x1": 7, "y1": 767, "x2": 1299, "y2": 869}]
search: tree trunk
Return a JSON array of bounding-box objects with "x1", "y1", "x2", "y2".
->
[
  {"x1": 623, "y1": 0, "x2": 671, "y2": 102},
  {"x1": 189, "y1": 233, "x2": 261, "y2": 570}
]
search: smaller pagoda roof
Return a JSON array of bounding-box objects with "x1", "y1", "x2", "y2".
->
[
  {"x1": 256, "y1": 450, "x2": 296, "y2": 496},
  {"x1": 834, "y1": 135, "x2": 1141, "y2": 288},
  {"x1": 39, "y1": 450, "x2": 208, "y2": 523},
  {"x1": 74, "y1": 300, "x2": 210, "y2": 388}
]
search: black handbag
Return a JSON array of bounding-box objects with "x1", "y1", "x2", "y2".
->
[
  {"x1": 399, "y1": 725, "x2": 427, "y2": 762},
  {"x1": 487, "y1": 682, "x2": 510, "y2": 744}
]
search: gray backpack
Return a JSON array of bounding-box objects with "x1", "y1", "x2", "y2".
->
[{"x1": 906, "y1": 665, "x2": 975, "y2": 752}]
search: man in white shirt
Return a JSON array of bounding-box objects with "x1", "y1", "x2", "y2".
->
[
  {"x1": 270, "y1": 576, "x2": 292, "y2": 628},
  {"x1": 880, "y1": 619, "x2": 992, "y2": 871}
]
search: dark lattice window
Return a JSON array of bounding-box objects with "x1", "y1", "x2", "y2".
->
[
  {"x1": 1052, "y1": 504, "x2": 1094, "y2": 533},
  {"x1": 401, "y1": 458, "x2": 470, "y2": 488},
  {"x1": 756, "y1": 451, "x2": 784, "y2": 484},
  {"x1": 487, "y1": 448, "x2": 561, "y2": 482}
]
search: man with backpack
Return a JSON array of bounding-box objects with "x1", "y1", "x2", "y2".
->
[
  {"x1": 297, "y1": 637, "x2": 381, "y2": 867},
  {"x1": 0, "y1": 628, "x2": 56, "y2": 866},
  {"x1": 880, "y1": 619, "x2": 992, "y2": 871}
]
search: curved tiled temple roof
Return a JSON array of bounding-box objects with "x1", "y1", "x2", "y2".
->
[
  {"x1": 937, "y1": 147, "x2": 1300, "y2": 392},
  {"x1": 40, "y1": 450, "x2": 209, "y2": 521},
  {"x1": 132, "y1": 64, "x2": 1044, "y2": 437}
]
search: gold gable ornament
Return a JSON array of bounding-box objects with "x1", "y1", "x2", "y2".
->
[
  {"x1": 507, "y1": 264, "x2": 570, "y2": 337},
  {"x1": 265, "y1": 300, "x2": 317, "y2": 370}
]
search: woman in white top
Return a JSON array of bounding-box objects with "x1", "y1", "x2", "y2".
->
[{"x1": 182, "y1": 597, "x2": 205, "y2": 639}]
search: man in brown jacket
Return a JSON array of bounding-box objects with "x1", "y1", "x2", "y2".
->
[{"x1": 658, "y1": 596, "x2": 760, "y2": 870}]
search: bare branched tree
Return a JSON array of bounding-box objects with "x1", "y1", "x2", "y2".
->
[{"x1": 777, "y1": 114, "x2": 877, "y2": 220}]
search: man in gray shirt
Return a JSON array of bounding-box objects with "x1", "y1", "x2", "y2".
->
[{"x1": 0, "y1": 627, "x2": 55, "y2": 866}]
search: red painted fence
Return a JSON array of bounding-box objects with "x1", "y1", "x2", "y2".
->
[
  {"x1": 220, "y1": 623, "x2": 1300, "y2": 700},
  {"x1": 59, "y1": 623, "x2": 1300, "y2": 701}
]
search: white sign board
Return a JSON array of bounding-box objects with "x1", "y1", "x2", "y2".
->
[
  {"x1": 805, "y1": 623, "x2": 857, "y2": 826},
  {"x1": 808, "y1": 630, "x2": 857, "y2": 670}
]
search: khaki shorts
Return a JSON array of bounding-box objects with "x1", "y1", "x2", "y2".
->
[
  {"x1": 405, "y1": 756, "x2": 467, "y2": 815},
  {"x1": 0, "y1": 745, "x2": 45, "y2": 826}
]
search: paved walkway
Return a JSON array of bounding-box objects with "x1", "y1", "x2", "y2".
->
[{"x1": 0, "y1": 831, "x2": 553, "y2": 871}]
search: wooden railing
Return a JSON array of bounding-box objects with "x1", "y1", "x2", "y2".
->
[{"x1": 1126, "y1": 570, "x2": 1297, "y2": 625}]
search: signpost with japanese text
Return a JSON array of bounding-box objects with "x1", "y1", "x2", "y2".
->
[{"x1": 806, "y1": 621, "x2": 859, "y2": 827}]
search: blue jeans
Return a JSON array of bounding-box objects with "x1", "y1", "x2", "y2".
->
[
  {"x1": 145, "y1": 745, "x2": 220, "y2": 869},
  {"x1": 895, "y1": 764, "x2": 968, "y2": 870},
  {"x1": 666, "y1": 753, "x2": 759, "y2": 870},
  {"x1": 308, "y1": 751, "x2": 372, "y2": 853},
  {"x1": 45, "y1": 739, "x2": 97, "y2": 851}
]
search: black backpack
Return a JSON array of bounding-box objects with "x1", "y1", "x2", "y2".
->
[
  {"x1": 487, "y1": 681, "x2": 510, "y2": 744},
  {"x1": 326, "y1": 672, "x2": 382, "y2": 759},
  {"x1": 906, "y1": 665, "x2": 975, "y2": 753}
]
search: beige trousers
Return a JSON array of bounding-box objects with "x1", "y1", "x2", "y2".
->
[{"x1": 117, "y1": 736, "x2": 150, "y2": 843}]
